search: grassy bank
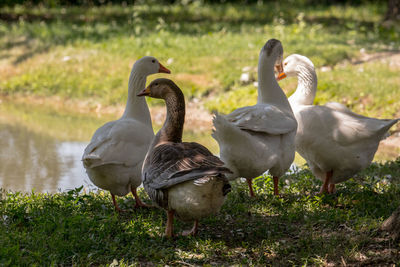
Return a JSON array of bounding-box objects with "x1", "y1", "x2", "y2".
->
[
  {"x1": 1, "y1": 4, "x2": 400, "y2": 265},
  {"x1": 1, "y1": 2, "x2": 400, "y2": 121},
  {"x1": 1, "y1": 159, "x2": 400, "y2": 265}
]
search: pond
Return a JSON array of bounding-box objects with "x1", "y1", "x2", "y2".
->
[
  {"x1": 0, "y1": 100, "x2": 398, "y2": 193},
  {"x1": 0, "y1": 100, "x2": 218, "y2": 193}
]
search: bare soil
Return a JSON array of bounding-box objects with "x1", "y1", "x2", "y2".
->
[{"x1": 1, "y1": 51, "x2": 399, "y2": 150}]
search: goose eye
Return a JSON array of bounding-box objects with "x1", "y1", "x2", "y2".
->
[{"x1": 152, "y1": 59, "x2": 156, "y2": 63}]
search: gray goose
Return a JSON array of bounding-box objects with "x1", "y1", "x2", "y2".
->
[{"x1": 138, "y1": 78, "x2": 232, "y2": 237}]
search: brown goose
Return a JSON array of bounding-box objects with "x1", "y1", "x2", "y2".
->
[{"x1": 137, "y1": 78, "x2": 232, "y2": 237}]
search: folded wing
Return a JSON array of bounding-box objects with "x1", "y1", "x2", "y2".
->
[{"x1": 225, "y1": 104, "x2": 297, "y2": 135}]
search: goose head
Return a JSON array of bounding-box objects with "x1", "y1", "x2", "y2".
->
[
  {"x1": 137, "y1": 78, "x2": 182, "y2": 100},
  {"x1": 277, "y1": 54, "x2": 314, "y2": 81},
  {"x1": 260, "y1": 38, "x2": 284, "y2": 71},
  {"x1": 134, "y1": 56, "x2": 171, "y2": 76}
]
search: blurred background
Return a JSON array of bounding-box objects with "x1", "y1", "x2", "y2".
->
[{"x1": 0, "y1": 0, "x2": 399, "y2": 192}]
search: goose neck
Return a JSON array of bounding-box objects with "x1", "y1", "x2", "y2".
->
[
  {"x1": 257, "y1": 56, "x2": 291, "y2": 111},
  {"x1": 288, "y1": 65, "x2": 317, "y2": 106},
  {"x1": 122, "y1": 70, "x2": 152, "y2": 126},
  {"x1": 155, "y1": 92, "x2": 185, "y2": 144}
]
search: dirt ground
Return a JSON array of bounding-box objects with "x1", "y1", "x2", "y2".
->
[{"x1": 1, "y1": 51, "x2": 399, "y2": 151}]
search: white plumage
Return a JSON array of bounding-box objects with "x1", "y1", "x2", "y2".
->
[
  {"x1": 212, "y1": 39, "x2": 297, "y2": 196},
  {"x1": 279, "y1": 54, "x2": 399, "y2": 193},
  {"x1": 82, "y1": 56, "x2": 170, "y2": 211}
]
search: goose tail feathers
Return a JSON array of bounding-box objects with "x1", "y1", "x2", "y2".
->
[{"x1": 380, "y1": 118, "x2": 399, "y2": 140}]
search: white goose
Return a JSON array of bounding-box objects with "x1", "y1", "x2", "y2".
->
[
  {"x1": 212, "y1": 39, "x2": 297, "y2": 196},
  {"x1": 82, "y1": 56, "x2": 170, "y2": 211},
  {"x1": 278, "y1": 54, "x2": 399, "y2": 193}
]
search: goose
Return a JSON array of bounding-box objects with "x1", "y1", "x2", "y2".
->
[
  {"x1": 212, "y1": 39, "x2": 297, "y2": 196},
  {"x1": 82, "y1": 56, "x2": 171, "y2": 212},
  {"x1": 277, "y1": 54, "x2": 399, "y2": 193},
  {"x1": 138, "y1": 78, "x2": 232, "y2": 237}
]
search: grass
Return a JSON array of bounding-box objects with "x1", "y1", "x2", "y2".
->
[
  {"x1": 1, "y1": 158, "x2": 400, "y2": 265},
  {"x1": 1, "y1": 2, "x2": 400, "y2": 265},
  {"x1": 0, "y1": 2, "x2": 400, "y2": 121}
]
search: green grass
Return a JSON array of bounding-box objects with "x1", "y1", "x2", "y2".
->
[
  {"x1": 0, "y1": 2, "x2": 399, "y2": 121},
  {"x1": 0, "y1": 4, "x2": 399, "y2": 264},
  {"x1": 1, "y1": 159, "x2": 400, "y2": 265}
]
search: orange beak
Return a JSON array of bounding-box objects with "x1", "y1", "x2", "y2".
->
[
  {"x1": 137, "y1": 86, "x2": 150, "y2": 97},
  {"x1": 276, "y1": 72, "x2": 287, "y2": 81},
  {"x1": 158, "y1": 63, "x2": 171, "y2": 74}
]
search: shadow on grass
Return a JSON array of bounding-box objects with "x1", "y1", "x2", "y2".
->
[
  {"x1": 1, "y1": 161, "x2": 400, "y2": 265},
  {"x1": 1, "y1": 3, "x2": 398, "y2": 64},
  {"x1": 1, "y1": 149, "x2": 399, "y2": 265}
]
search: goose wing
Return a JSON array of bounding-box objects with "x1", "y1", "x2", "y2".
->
[
  {"x1": 225, "y1": 104, "x2": 297, "y2": 135},
  {"x1": 83, "y1": 119, "x2": 153, "y2": 168},
  {"x1": 143, "y1": 142, "x2": 231, "y2": 190},
  {"x1": 298, "y1": 104, "x2": 399, "y2": 146}
]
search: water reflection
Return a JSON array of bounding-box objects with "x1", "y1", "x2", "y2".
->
[
  {"x1": 0, "y1": 122, "x2": 90, "y2": 192},
  {"x1": 0, "y1": 101, "x2": 219, "y2": 193}
]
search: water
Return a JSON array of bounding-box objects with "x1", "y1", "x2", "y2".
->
[
  {"x1": 0, "y1": 100, "x2": 218, "y2": 193},
  {"x1": 0, "y1": 100, "x2": 398, "y2": 193},
  {"x1": 0, "y1": 122, "x2": 92, "y2": 192}
]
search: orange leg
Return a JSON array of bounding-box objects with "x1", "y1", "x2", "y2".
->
[
  {"x1": 111, "y1": 194, "x2": 125, "y2": 213},
  {"x1": 182, "y1": 220, "x2": 199, "y2": 236},
  {"x1": 328, "y1": 183, "x2": 336, "y2": 194},
  {"x1": 165, "y1": 210, "x2": 175, "y2": 238},
  {"x1": 131, "y1": 187, "x2": 150, "y2": 208},
  {"x1": 273, "y1": 176, "x2": 279, "y2": 196},
  {"x1": 246, "y1": 178, "x2": 255, "y2": 197},
  {"x1": 319, "y1": 170, "x2": 333, "y2": 194}
]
